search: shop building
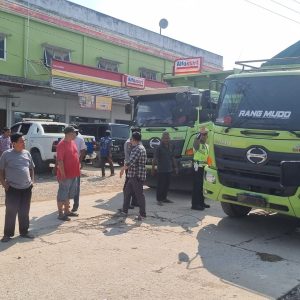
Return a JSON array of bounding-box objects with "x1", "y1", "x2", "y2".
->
[{"x1": 0, "y1": 0, "x2": 223, "y2": 128}]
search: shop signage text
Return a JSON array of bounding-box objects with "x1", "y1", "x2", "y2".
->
[{"x1": 173, "y1": 57, "x2": 202, "y2": 75}]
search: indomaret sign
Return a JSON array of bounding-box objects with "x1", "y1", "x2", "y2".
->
[{"x1": 173, "y1": 57, "x2": 203, "y2": 75}]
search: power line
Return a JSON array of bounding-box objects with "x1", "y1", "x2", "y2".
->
[
  {"x1": 291, "y1": 0, "x2": 300, "y2": 5},
  {"x1": 269, "y1": 0, "x2": 300, "y2": 15},
  {"x1": 244, "y1": 0, "x2": 300, "y2": 25}
]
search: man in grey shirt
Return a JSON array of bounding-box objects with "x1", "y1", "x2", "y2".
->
[{"x1": 0, "y1": 132, "x2": 35, "y2": 242}]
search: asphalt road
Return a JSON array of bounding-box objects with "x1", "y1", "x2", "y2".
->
[{"x1": 0, "y1": 180, "x2": 300, "y2": 299}]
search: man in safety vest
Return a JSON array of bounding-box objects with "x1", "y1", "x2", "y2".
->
[{"x1": 191, "y1": 127, "x2": 210, "y2": 210}]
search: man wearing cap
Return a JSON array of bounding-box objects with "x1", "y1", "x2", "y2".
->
[
  {"x1": 71, "y1": 126, "x2": 87, "y2": 212},
  {"x1": 119, "y1": 131, "x2": 147, "y2": 221},
  {"x1": 99, "y1": 130, "x2": 114, "y2": 177},
  {"x1": 123, "y1": 126, "x2": 141, "y2": 208},
  {"x1": 56, "y1": 126, "x2": 80, "y2": 221},
  {"x1": 191, "y1": 127, "x2": 210, "y2": 210}
]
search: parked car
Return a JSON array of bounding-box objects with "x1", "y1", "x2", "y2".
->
[
  {"x1": 78, "y1": 123, "x2": 130, "y2": 166},
  {"x1": 11, "y1": 119, "x2": 96, "y2": 173}
]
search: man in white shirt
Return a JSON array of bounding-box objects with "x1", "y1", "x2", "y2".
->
[{"x1": 72, "y1": 127, "x2": 87, "y2": 213}]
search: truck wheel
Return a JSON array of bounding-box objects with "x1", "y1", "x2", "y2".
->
[
  {"x1": 221, "y1": 202, "x2": 251, "y2": 217},
  {"x1": 31, "y1": 151, "x2": 48, "y2": 173}
]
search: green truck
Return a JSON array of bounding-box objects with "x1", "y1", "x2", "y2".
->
[
  {"x1": 204, "y1": 60, "x2": 300, "y2": 218},
  {"x1": 129, "y1": 86, "x2": 216, "y2": 191}
]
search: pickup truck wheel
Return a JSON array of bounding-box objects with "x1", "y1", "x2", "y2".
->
[
  {"x1": 221, "y1": 202, "x2": 251, "y2": 217},
  {"x1": 31, "y1": 151, "x2": 48, "y2": 173}
]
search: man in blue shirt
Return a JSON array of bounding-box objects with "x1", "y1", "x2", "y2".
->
[{"x1": 100, "y1": 130, "x2": 114, "y2": 177}]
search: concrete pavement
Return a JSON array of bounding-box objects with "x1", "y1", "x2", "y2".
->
[{"x1": 0, "y1": 188, "x2": 300, "y2": 299}]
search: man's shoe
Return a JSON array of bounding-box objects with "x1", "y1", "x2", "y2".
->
[
  {"x1": 134, "y1": 214, "x2": 146, "y2": 221},
  {"x1": 129, "y1": 205, "x2": 135, "y2": 209},
  {"x1": 20, "y1": 233, "x2": 35, "y2": 239},
  {"x1": 203, "y1": 203, "x2": 210, "y2": 208},
  {"x1": 110, "y1": 174, "x2": 115, "y2": 176},
  {"x1": 191, "y1": 206, "x2": 204, "y2": 211},
  {"x1": 157, "y1": 201, "x2": 164, "y2": 206},
  {"x1": 71, "y1": 207, "x2": 78, "y2": 212},
  {"x1": 67, "y1": 212, "x2": 79, "y2": 217},
  {"x1": 162, "y1": 199, "x2": 174, "y2": 203},
  {"x1": 116, "y1": 209, "x2": 128, "y2": 217},
  {"x1": 1, "y1": 236, "x2": 11, "y2": 243},
  {"x1": 58, "y1": 215, "x2": 71, "y2": 221}
]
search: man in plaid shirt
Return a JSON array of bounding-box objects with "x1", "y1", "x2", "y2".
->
[{"x1": 120, "y1": 131, "x2": 147, "y2": 220}]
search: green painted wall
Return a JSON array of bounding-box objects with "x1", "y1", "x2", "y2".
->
[{"x1": 0, "y1": 10, "x2": 173, "y2": 82}]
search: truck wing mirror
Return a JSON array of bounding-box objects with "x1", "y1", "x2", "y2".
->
[
  {"x1": 201, "y1": 90, "x2": 211, "y2": 109},
  {"x1": 125, "y1": 103, "x2": 132, "y2": 114},
  {"x1": 190, "y1": 94, "x2": 201, "y2": 107},
  {"x1": 281, "y1": 161, "x2": 300, "y2": 186}
]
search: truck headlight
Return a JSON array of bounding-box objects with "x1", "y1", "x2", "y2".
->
[
  {"x1": 205, "y1": 171, "x2": 216, "y2": 183},
  {"x1": 180, "y1": 160, "x2": 193, "y2": 168}
]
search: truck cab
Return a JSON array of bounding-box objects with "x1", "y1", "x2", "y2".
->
[
  {"x1": 78, "y1": 123, "x2": 130, "y2": 166},
  {"x1": 129, "y1": 86, "x2": 217, "y2": 191},
  {"x1": 204, "y1": 60, "x2": 300, "y2": 218}
]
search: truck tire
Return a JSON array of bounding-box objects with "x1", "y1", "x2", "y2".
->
[
  {"x1": 221, "y1": 202, "x2": 251, "y2": 217},
  {"x1": 31, "y1": 151, "x2": 48, "y2": 173}
]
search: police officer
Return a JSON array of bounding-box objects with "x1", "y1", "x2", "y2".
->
[{"x1": 191, "y1": 127, "x2": 210, "y2": 210}]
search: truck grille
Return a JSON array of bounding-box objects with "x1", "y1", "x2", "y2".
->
[{"x1": 215, "y1": 145, "x2": 299, "y2": 197}]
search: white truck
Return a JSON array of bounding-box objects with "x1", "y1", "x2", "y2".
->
[{"x1": 11, "y1": 119, "x2": 96, "y2": 173}]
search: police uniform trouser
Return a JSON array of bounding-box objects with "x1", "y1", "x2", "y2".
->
[{"x1": 191, "y1": 166, "x2": 204, "y2": 208}]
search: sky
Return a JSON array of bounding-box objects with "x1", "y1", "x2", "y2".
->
[{"x1": 68, "y1": 0, "x2": 300, "y2": 70}]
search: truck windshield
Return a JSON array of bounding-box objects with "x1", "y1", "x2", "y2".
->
[
  {"x1": 111, "y1": 125, "x2": 129, "y2": 139},
  {"x1": 133, "y1": 94, "x2": 196, "y2": 127},
  {"x1": 216, "y1": 75, "x2": 300, "y2": 131}
]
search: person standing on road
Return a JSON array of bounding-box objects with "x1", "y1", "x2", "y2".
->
[
  {"x1": 0, "y1": 132, "x2": 35, "y2": 242},
  {"x1": 100, "y1": 130, "x2": 114, "y2": 177},
  {"x1": 191, "y1": 127, "x2": 210, "y2": 211},
  {"x1": 71, "y1": 127, "x2": 87, "y2": 213},
  {"x1": 123, "y1": 126, "x2": 141, "y2": 209},
  {"x1": 0, "y1": 127, "x2": 12, "y2": 157},
  {"x1": 56, "y1": 126, "x2": 80, "y2": 221},
  {"x1": 151, "y1": 132, "x2": 178, "y2": 206},
  {"x1": 119, "y1": 131, "x2": 147, "y2": 220}
]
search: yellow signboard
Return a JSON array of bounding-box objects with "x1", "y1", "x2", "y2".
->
[{"x1": 96, "y1": 96, "x2": 112, "y2": 111}]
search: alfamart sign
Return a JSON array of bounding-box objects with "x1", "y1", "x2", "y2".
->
[{"x1": 173, "y1": 57, "x2": 202, "y2": 75}]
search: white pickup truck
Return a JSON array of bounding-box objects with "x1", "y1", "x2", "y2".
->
[{"x1": 11, "y1": 119, "x2": 96, "y2": 173}]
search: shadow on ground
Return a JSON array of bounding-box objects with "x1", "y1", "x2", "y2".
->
[
  {"x1": 196, "y1": 212, "x2": 300, "y2": 298},
  {"x1": 92, "y1": 187, "x2": 223, "y2": 237}
]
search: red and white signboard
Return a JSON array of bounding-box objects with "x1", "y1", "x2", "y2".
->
[
  {"x1": 123, "y1": 74, "x2": 145, "y2": 89},
  {"x1": 173, "y1": 57, "x2": 202, "y2": 75}
]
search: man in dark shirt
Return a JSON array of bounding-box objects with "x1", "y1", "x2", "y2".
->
[
  {"x1": 119, "y1": 131, "x2": 147, "y2": 220},
  {"x1": 152, "y1": 132, "x2": 178, "y2": 206},
  {"x1": 99, "y1": 130, "x2": 114, "y2": 177}
]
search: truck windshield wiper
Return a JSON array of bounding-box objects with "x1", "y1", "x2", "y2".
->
[
  {"x1": 288, "y1": 130, "x2": 300, "y2": 138},
  {"x1": 224, "y1": 118, "x2": 249, "y2": 133},
  {"x1": 240, "y1": 130, "x2": 279, "y2": 136}
]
